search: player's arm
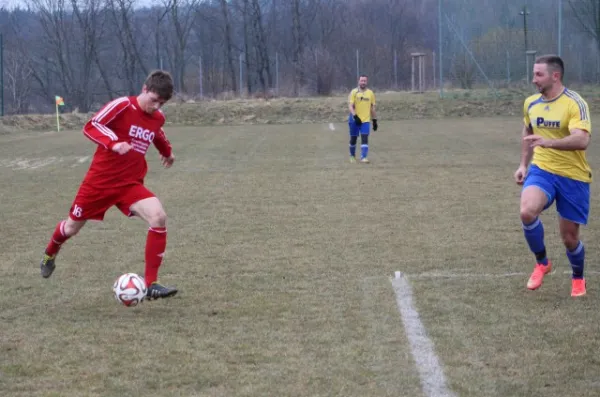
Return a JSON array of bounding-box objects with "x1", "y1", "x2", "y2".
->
[
  {"x1": 519, "y1": 124, "x2": 534, "y2": 167},
  {"x1": 154, "y1": 127, "x2": 175, "y2": 168},
  {"x1": 348, "y1": 90, "x2": 356, "y2": 115},
  {"x1": 514, "y1": 123, "x2": 534, "y2": 185},
  {"x1": 370, "y1": 93, "x2": 378, "y2": 130},
  {"x1": 83, "y1": 97, "x2": 130, "y2": 151},
  {"x1": 534, "y1": 129, "x2": 590, "y2": 150},
  {"x1": 348, "y1": 102, "x2": 356, "y2": 115},
  {"x1": 519, "y1": 98, "x2": 535, "y2": 167},
  {"x1": 370, "y1": 103, "x2": 377, "y2": 119},
  {"x1": 370, "y1": 92, "x2": 377, "y2": 119},
  {"x1": 348, "y1": 90, "x2": 362, "y2": 124},
  {"x1": 515, "y1": 100, "x2": 534, "y2": 185}
]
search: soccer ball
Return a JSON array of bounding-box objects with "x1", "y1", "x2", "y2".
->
[{"x1": 113, "y1": 273, "x2": 147, "y2": 307}]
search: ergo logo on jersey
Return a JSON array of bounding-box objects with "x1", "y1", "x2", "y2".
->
[{"x1": 128, "y1": 125, "x2": 156, "y2": 142}]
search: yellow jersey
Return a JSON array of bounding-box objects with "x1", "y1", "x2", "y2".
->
[
  {"x1": 349, "y1": 88, "x2": 375, "y2": 123},
  {"x1": 523, "y1": 88, "x2": 592, "y2": 182}
]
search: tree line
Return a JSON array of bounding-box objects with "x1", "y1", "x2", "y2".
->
[{"x1": 0, "y1": 0, "x2": 599, "y2": 115}]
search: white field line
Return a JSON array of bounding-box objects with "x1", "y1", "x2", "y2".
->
[
  {"x1": 391, "y1": 273, "x2": 456, "y2": 397},
  {"x1": 386, "y1": 267, "x2": 600, "y2": 395},
  {"x1": 0, "y1": 156, "x2": 91, "y2": 170},
  {"x1": 404, "y1": 270, "x2": 600, "y2": 279}
]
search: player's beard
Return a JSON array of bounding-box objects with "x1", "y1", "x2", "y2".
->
[{"x1": 536, "y1": 82, "x2": 551, "y2": 95}]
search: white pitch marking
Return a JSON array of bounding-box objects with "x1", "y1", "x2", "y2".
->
[
  {"x1": 404, "y1": 270, "x2": 600, "y2": 279},
  {"x1": 391, "y1": 272, "x2": 456, "y2": 397},
  {"x1": 408, "y1": 271, "x2": 528, "y2": 279},
  {"x1": 0, "y1": 156, "x2": 92, "y2": 170}
]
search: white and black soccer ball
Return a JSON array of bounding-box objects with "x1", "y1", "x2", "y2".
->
[{"x1": 113, "y1": 273, "x2": 147, "y2": 307}]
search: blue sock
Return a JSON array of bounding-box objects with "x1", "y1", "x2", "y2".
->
[
  {"x1": 523, "y1": 218, "x2": 548, "y2": 265},
  {"x1": 349, "y1": 144, "x2": 356, "y2": 157},
  {"x1": 361, "y1": 144, "x2": 368, "y2": 159},
  {"x1": 567, "y1": 241, "x2": 585, "y2": 279}
]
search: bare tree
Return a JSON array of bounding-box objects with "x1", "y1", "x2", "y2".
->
[
  {"x1": 5, "y1": 0, "x2": 600, "y2": 113},
  {"x1": 164, "y1": 0, "x2": 199, "y2": 93},
  {"x1": 26, "y1": 0, "x2": 106, "y2": 112},
  {"x1": 69, "y1": 0, "x2": 106, "y2": 110},
  {"x1": 4, "y1": 49, "x2": 33, "y2": 114},
  {"x1": 105, "y1": 0, "x2": 149, "y2": 94},
  {"x1": 249, "y1": 0, "x2": 272, "y2": 94},
  {"x1": 291, "y1": 0, "x2": 303, "y2": 95},
  {"x1": 239, "y1": 0, "x2": 253, "y2": 94},
  {"x1": 151, "y1": 4, "x2": 170, "y2": 70},
  {"x1": 220, "y1": 0, "x2": 237, "y2": 93},
  {"x1": 569, "y1": 0, "x2": 600, "y2": 53}
]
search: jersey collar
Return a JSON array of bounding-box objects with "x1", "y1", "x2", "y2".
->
[{"x1": 540, "y1": 87, "x2": 567, "y2": 103}]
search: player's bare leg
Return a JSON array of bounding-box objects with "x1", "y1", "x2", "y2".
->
[
  {"x1": 130, "y1": 197, "x2": 178, "y2": 299},
  {"x1": 559, "y1": 218, "x2": 586, "y2": 297},
  {"x1": 520, "y1": 186, "x2": 552, "y2": 290},
  {"x1": 40, "y1": 218, "x2": 86, "y2": 278}
]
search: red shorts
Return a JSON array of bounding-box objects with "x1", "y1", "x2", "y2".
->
[{"x1": 69, "y1": 183, "x2": 155, "y2": 221}]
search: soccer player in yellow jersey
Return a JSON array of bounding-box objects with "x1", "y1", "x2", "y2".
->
[
  {"x1": 348, "y1": 75, "x2": 378, "y2": 163},
  {"x1": 514, "y1": 55, "x2": 591, "y2": 297}
]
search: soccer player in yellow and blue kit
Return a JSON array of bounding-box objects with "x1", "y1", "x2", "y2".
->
[
  {"x1": 348, "y1": 75, "x2": 377, "y2": 163},
  {"x1": 514, "y1": 55, "x2": 591, "y2": 297}
]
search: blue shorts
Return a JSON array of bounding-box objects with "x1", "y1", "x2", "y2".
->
[
  {"x1": 348, "y1": 114, "x2": 370, "y2": 136},
  {"x1": 523, "y1": 165, "x2": 591, "y2": 224}
]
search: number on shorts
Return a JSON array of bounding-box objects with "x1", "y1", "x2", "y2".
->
[{"x1": 72, "y1": 205, "x2": 83, "y2": 218}]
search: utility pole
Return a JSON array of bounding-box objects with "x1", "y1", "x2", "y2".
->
[
  {"x1": 558, "y1": 0, "x2": 562, "y2": 56},
  {"x1": 520, "y1": 6, "x2": 531, "y2": 82},
  {"x1": 0, "y1": 33, "x2": 3, "y2": 117},
  {"x1": 520, "y1": 6, "x2": 530, "y2": 51},
  {"x1": 199, "y1": 56, "x2": 203, "y2": 99},
  {"x1": 438, "y1": 0, "x2": 443, "y2": 98}
]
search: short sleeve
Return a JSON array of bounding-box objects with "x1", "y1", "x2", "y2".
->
[
  {"x1": 348, "y1": 89, "x2": 356, "y2": 105},
  {"x1": 568, "y1": 97, "x2": 592, "y2": 134},
  {"x1": 523, "y1": 99, "x2": 531, "y2": 129}
]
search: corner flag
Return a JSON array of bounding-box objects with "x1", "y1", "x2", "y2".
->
[{"x1": 55, "y1": 96, "x2": 65, "y2": 132}]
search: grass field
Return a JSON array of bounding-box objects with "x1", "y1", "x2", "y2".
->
[{"x1": 2, "y1": 117, "x2": 600, "y2": 396}]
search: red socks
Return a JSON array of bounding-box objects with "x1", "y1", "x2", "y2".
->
[
  {"x1": 45, "y1": 222, "x2": 167, "y2": 286},
  {"x1": 144, "y1": 227, "x2": 167, "y2": 286},
  {"x1": 45, "y1": 221, "x2": 70, "y2": 256}
]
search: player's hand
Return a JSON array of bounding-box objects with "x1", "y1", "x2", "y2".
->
[
  {"x1": 523, "y1": 135, "x2": 551, "y2": 148},
  {"x1": 112, "y1": 142, "x2": 132, "y2": 155},
  {"x1": 161, "y1": 154, "x2": 175, "y2": 168},
  {"x1": 353, "y1": 115, "x2": 362, "y2": 125},
  {"x1": 372, "y1": 119, "x2": 378, "y2": 131},
  {"x1": 514, "y1": 165, "x2": 528, "y2": 185}
]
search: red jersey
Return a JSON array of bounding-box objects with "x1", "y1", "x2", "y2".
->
[{"x1": 81, "y1": 96, "x2": 172, "y2": 188}]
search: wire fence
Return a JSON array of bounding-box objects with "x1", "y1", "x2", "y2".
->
[
  {"x1": 195, "y1": 1, "x2": 598, "y2": 100},
  {"x1": 1, "y1": 0, "x2": 598, "y2": 116}
]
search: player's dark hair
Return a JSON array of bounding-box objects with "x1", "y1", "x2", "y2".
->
[
  {"x1": 535, "y1": 55, "x2": 564, "y2": 80},
  {"x1": 144, "y1": 70, "x2": 174, "y2": 101},
  {"x1": 359, "y1": 74, "x2": 368, "y2": 79}
]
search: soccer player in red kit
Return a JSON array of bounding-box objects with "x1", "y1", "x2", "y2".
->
[{"x1": 40, "y1": 70, "x2": 178, "y2": 300}]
